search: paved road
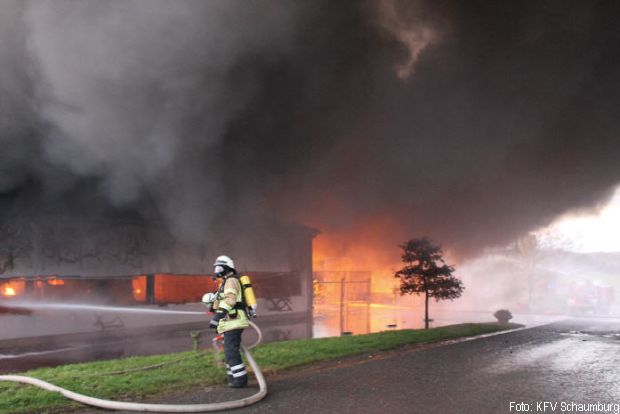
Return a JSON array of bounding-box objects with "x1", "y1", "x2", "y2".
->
[{"x1": 77, "y1": 318, "x2": 620, "y2": 413}]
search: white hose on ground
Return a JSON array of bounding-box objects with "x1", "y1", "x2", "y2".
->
[
  {"x1": 248, "y1": 320, "x2": 263, "y2": 350},
  {"x1": 0, "y1": 320, "x2": 267, "y2": 413}
]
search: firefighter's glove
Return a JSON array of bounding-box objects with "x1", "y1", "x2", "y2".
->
[
  {"x1": 209, "y1": 310, "x2": 226, "y2": 329},
  {"x1": 201, "y1": 292, "x2": 217, "y2": 306}
]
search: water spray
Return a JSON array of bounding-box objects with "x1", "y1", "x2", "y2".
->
[{"x1": 6, "y1": 302, "x2": 209, "y2": 315}]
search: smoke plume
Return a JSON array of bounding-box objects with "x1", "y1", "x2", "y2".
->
[{"x1": 1, "y1": 0, "x2": 620, "y2": 258}]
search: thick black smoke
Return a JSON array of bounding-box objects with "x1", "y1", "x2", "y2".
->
[{"x1": 1, "y1": 0, "x2": 620, "y2": 257}]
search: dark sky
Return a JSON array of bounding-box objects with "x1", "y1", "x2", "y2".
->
[{"x1": 1, "y1": 0, "x2": 620, "y2": 257}]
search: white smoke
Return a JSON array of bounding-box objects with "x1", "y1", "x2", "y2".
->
[{"x1": 374, "y1": 0, "x2": 437, "y2": 79}]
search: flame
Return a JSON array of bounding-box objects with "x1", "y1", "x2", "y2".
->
[
  {"x1": 1, "y1": 280, "x2": 25, "y2": 297},
  {"x1": 132, "y1": 276, "x2": 146, "y2": 302},
  {"x1": 310, "y1": 216, "x2": 432, "y2": 335},
  {"x1": 312, "y1": 216, "x2": 404, "y2": 294},
  {"x1": 48, "y1": 278, "x2": 65, "y2": 286}
]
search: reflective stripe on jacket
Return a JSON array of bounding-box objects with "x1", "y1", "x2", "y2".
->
[{"x1": 214, "y1": 276, "x2": 249, "y2": 333}]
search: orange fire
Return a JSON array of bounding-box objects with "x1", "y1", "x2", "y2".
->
[
  {"x1": 132, "y1": 276, "x2": 147, "y2": 302},
  {"x1": 312, "y1": 216, "x2": 404, "y2": 294},
  {"x1": 310, "y1": 216, "x2": 432, "y2": 335},
  {"x1": 132, "y1": 274, "x2": 216, "y2": 304},
  {"x1": 1, "y1": 280, "x2": 25, "y2": 297},
  {"x1": 48, "y1": 278, "x2": 65, "y2": 286}
]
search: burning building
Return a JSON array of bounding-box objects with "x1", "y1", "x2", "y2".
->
[
  {"x1": 2, "y1": 0, "x2": 620, "y2": 360},
  {"x1": 0, "y1": 214, "x2": 316, "y2": 342}
]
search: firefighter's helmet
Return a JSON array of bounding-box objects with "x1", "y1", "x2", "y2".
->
[{"x1": 213, "y1": 255, "x2": 235, "y2": 278}]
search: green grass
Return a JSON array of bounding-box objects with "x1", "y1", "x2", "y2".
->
[{"x1": 0, "y1": 323, "x2": 519, "y2": 414}]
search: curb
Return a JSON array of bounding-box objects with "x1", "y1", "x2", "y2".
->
[{"x1": 437, "y1": 319, "x2": 566, "y2": 347}]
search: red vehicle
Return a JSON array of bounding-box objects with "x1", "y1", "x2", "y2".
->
[{"x1": 567, "y1": 280, "x2": 614, "y2": 315}]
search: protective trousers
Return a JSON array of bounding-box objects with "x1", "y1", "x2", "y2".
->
[{"x1": 224, "y1": 329, "x2": 248, "y2": 388}]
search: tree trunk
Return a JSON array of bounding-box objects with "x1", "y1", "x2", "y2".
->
[{"x1": 424, "y1": 289, "x2": 429, "y2": 329}]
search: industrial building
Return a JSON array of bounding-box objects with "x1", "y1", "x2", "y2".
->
[{"x1": 0, "y1": 215, "x2": 316, "y2": 369}]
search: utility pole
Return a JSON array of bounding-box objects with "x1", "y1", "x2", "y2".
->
[
  {"x1": 366, "y1": 278, "x2": 371, "y2": 334},
  {"x1": 339, "y1": 277, "x2": 345, "y2": 335}
]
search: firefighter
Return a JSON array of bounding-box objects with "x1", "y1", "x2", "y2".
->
[{"x1": 204, "y1": 255, "x2": 250, "y2": 388}]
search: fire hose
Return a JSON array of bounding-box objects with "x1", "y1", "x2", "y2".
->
[{"x1": 0, "y1": 320, "x2": 266, "y2": 413}]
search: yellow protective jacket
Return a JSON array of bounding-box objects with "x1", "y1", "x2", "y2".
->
[{"x1": 213, "y1": 276, "x2": 249, "y2": 334}]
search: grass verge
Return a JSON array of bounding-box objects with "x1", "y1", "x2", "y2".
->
[{"x1": 0, "y1": 322, "x2": 520, "y2": 414}]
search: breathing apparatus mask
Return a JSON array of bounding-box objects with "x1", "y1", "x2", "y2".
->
[{"x1": 213, "y1": 265, "x2": 232, "y2": 280}]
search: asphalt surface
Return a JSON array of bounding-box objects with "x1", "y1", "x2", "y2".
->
[{"x1": 71, "y1": 318, "x2": 620, "y2": 413}]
